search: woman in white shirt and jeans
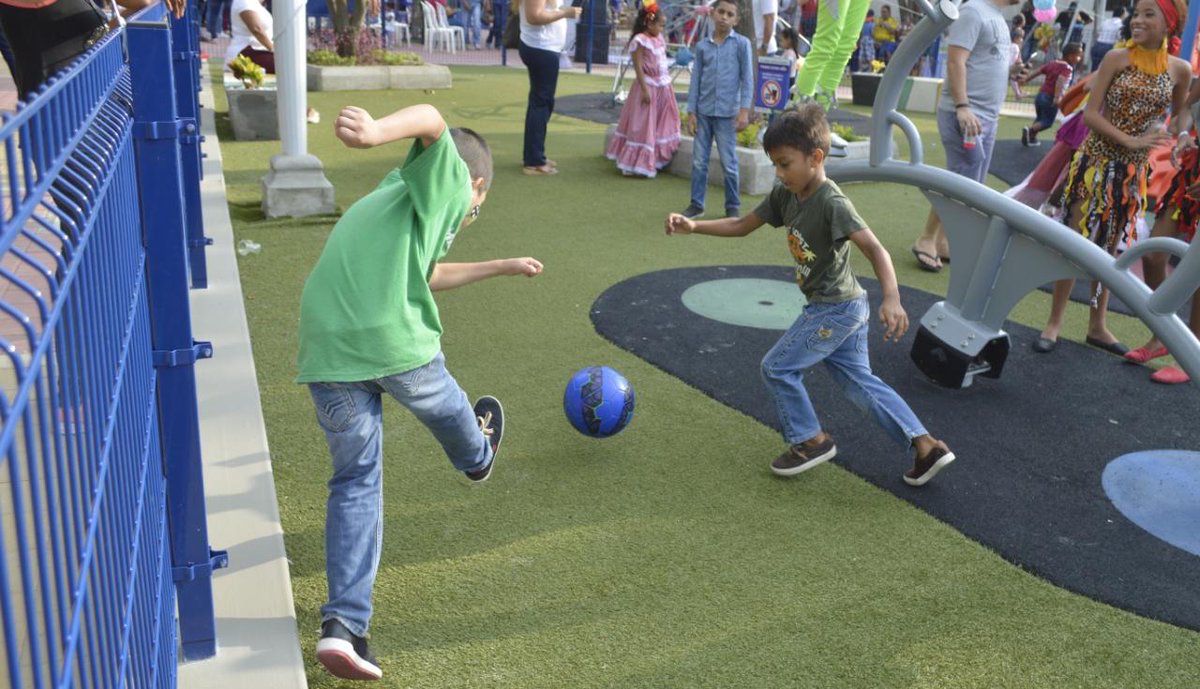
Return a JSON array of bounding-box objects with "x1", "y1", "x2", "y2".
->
[
  {"x1": 518, "y1": 0, "x2": 581, "y2": 175},
  {"x1": 1089, "y1": 6, "x2": 1125, "y2": 72},
  {"x1": 225, "y1": 0, "x2": 274, "y2": 72}
]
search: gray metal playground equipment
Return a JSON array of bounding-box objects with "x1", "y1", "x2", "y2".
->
[{"x1": 828, "y1": 0, "x2": 1200, "y2": 390}]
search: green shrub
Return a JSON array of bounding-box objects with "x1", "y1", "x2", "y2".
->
[
  {"x1": 308, "y1": 49, "x2": 425, "y2": 66},
  {"x1": 831, "y1": 122, "x2": 862, "y2": 143},
  {"x1": 370, "y1": 50, "x2": 424, "y2": 66},
  {"x1": 229, "y1": 54, "x2": 265, "y2": 88},
  {"x1": 307, "y1": 49, "x2": 356, "y2": 66}
]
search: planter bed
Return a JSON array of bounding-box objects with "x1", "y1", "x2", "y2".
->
[
  {"x1": 224, "y1": 74, "x2": 278, "y2": 141},
  {"x1": 306, "y1": 63, "x2": 451, "y2": 91}
]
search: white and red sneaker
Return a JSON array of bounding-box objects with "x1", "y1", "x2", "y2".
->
[{"x1": 316, "y1": 619, "x2": 382, "y2": 681}]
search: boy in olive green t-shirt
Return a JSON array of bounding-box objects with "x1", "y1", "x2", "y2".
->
[
  {"x1": 297, "y1": 104, "x2": 542, "y2": 681},
  {"x1": 665, "y1": 104, "x2": 956, "y2": 487}
]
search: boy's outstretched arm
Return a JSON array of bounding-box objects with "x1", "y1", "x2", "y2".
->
[
  {"x1": 428, "y1": 258, "x2": 544, "y2": 292},
  {"x1": 335, "y1": 104, "x2": 446, "y2": 149},
  {"x1": 664, "y1": 211, "x2": 764, "y2": 237},
  {"x1": 849, "y1": 227, "x2": 909, "y2": 343}
]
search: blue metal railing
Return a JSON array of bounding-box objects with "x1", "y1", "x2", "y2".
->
[{"x1": 0, "y1": 1, "x2": 221, "y2": 685}]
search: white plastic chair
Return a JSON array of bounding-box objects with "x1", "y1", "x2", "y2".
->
[
  {"x1": 421, "y1": 1, "x2": 458, "y2": 53},
  {"x1": 433, "y1": 2, "x2": 466, "y2": 52},
  {"x1": 384, "y1": 10, "x2": 411, "y2": 47}
]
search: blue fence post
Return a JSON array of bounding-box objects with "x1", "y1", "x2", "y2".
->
[
  {"x1": 127, "y1": 15, "x2": 227, "y2": 662},
  {"x1": 585, "y1": 0, "x2": 594, "y2": 74},
  {"x1": 170, "y1": 3, "x2": 211, "y2": 289},
  {"x1": 1182, "y1": 2, "x2": 1199, "y2": 67}
]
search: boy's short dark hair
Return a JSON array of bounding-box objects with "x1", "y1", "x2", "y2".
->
[
  {"x1": 713, "y1": 0, "x2": 738, "y2": 13},
  {"x1": 762, "y1": 104, "x2": 831, "y2": 159},
  {"x1": 450, "y1": 127, "x2": 493, "y2": 190},
  {"x1": 1062, "y1": 42, "x2": 1083, "y2": 58}
]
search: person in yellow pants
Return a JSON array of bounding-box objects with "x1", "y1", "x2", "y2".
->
[{"x1": 793, "y1": 0, "x2": 873, "y2": 108}]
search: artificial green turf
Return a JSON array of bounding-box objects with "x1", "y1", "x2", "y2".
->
[{"x1": 215, "y1": 65, "x2": 1200, "y2": 687}]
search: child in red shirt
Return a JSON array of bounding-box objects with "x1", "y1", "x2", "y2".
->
[{"x1": 1021, "y1": 43, "x2": 1084, "y2": 147}]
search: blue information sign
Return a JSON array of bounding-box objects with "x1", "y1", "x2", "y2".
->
[{"x1": 754, "y1": 57, "x2": 792, "y2": 113}]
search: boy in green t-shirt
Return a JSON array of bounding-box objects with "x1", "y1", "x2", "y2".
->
[
  {"x1": 665, "y1": 104, "x2": 955, "y2": 486},
  {"x1": 297, "y1": 104, "x2": 542, "y2": 681}
]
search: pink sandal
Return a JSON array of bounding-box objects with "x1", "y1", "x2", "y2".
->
[
  {"x1": 1150, "y1": 366, "x2": 1191, "y2": 384},
  {"x1": 1124, "y1": 345, "x2": 1169, "y2": 364}
]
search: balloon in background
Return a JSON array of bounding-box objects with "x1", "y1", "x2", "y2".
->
[
  {"x1": 1032, "y1": 0, "x2": 1054, "y2": 10},
  {"x1": 1034, "y1": 8, "x2": 1057, "y2": 22}
]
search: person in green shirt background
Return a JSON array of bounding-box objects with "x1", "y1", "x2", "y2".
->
[{"x1": 296, "y1": 103, "x2": 542, "y2": 681}]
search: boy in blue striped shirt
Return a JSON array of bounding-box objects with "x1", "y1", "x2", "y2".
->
[{"x1": 682, "y1": 0, "x2": 754, "y2": 220}]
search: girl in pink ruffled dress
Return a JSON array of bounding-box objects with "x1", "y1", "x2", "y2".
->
[{"x1": 606, "y1": 2, "x2": 681, "y2": 177}]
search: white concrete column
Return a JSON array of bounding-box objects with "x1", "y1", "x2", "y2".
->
[
  {"x1": 277, "y1": 0, "x2": 305, "y2": 156},
  {"x1": 262, "y1": 0, "x2": 335, "y2": 218}
]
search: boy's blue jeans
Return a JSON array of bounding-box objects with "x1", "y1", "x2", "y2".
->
[
  {"x1": 690, "y1": 114, "x2": 740, "y2": 213},
  {"x1": 761, "y1": 296, "x2": 927, "y2": 451},
  {"x1": 307, "y1": 352, "x2": 491, "y2": 637},
  {"x1": 466, "y1": 2, "x2": 482, "y2": 47}
]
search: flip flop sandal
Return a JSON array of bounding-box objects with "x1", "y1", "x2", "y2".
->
[
  {"x1": 522, "y1": 164, "x2": 558, "y2": 176},
  {"x1": 1150, "y1": 366, "x2": 1190, "y2": 385},
  {"x1": 911, "y1": 246, "x2": 942, "y2": 272},
  {"x1": 1124, "y1": 345, "x2": 1169, "y2": 364}
]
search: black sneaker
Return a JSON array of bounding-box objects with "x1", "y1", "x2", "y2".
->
[
  {"x1": 316, "y1": 619, "x2": 382, "y2": 680},
  {"x1": 681, "y1": 204, "x2": 704, "y2": 219},
  {"x1": 466, "y1": 396, "x2": 504, "y2": 482},
  {"x1": 725, "y1": 208, "x2": 739, "y2": 218},
  {"x1": 770, "y1": 435, "x2": 837, "y2": 476},
  {"x1": 903, "y1": 444, "x2": 956, "y2": 487},
  {"x1": 1020, "y1": 127, "x2": 1029, "y2": 147}
]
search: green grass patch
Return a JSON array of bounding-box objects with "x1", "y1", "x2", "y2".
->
[{"x1": 217, "y1": 65, "x2": 1200, "y2": 687}]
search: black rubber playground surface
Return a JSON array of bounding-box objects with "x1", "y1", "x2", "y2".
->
[
  {"x1": 555, "y1": 92, "x2": 875, "y2": 136},
  {"x1": 591, "y1": 265, "x2": 1200, "y2": 632}
]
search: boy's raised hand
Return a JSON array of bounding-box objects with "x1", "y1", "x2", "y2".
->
[
  {"x1": 878, "y1": 297, "x2": 909, "y2": 343},
  {"x1": 335, "y1": 106, "x2": 382, "y2": 148},
  {"x1": 664, "y1": 213, "x2": 695, "y2": 235},
  {"x1": 502, "y1": 257, "x2": 544, "y2": 277}
]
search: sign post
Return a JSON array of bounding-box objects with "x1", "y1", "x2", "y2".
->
[{"x1": 755, "y1": 57, "x2": 792, "y2": 114}]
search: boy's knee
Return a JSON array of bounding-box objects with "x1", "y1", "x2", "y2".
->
[{"x1": 761, "y1": 357, "x2": 804, "y2": 383}]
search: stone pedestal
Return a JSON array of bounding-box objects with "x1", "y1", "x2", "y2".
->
[
  {"x1": 261, "y1": 154, "x2": 335, "y2": 218},
  {"x1": 225, "y1": 76, "x2": 280, "y2": 141}
]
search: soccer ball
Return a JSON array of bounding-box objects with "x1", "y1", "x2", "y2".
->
[{"x1": 563, "y1": 366, "x2": 635, "y2": 438}]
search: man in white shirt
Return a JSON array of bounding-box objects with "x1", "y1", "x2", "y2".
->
[
  {"x1": 752, "y1": 0, "x2": 778, "y2": 55},
  {"x1": 1090, "y1": 5, "x2": 1125, "y2": 72}
]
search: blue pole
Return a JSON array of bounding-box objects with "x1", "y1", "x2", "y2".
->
[
  {"x1": 1181, "y1": 0, "x2": 1199, "y2": 66},
  {"x1": 127, "y1": 15, "x2": 225, "y2": 662},
  {"x1": 501, "y1": 0, "x2": 509, "y2": 66},
  {"x1": 586, "y1": 0, "x2": 594, "y2": 74},
  {"x1": 170, "y1": 3, "x2": 211, "y2": 289}
]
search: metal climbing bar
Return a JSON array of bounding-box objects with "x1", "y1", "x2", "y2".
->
[{"x1": 829, "y1": 0, "x2": 1200, "y2": 389}]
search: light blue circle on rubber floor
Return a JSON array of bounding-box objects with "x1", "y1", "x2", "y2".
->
[
  {"x1": 1102, "y1": 450, "x2": 1200, "y2": 557},
  {"x1": 681, "y1": 279, "x2": 806, "y2": 330}
]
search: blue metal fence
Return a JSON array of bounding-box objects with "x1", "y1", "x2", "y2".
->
[{"x1": 0, "y1": 2, "x2": 221, "y2": 685}]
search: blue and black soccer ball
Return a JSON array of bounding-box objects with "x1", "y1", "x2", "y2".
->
[{"x1": 563, "y1": 366, "x2": 635, "y2": 438}]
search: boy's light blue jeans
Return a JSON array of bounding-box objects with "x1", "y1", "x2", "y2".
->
[
  {"x1": 466, "y1": 1, "x2": 483, "y2": 48},
  {"x1": 760, "y1": 296, "x2": 927, "y2": 451},
  {"x1": 307, "y1": 352, "x2": 491, "y2": 637},
  {"x1": 690, "y1": 114, "x2": 740, "y2": 213}
]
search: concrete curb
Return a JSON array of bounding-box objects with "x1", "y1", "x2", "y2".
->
[{"x1": 176, "y1": 65, "x2": 308, "y2": 689}]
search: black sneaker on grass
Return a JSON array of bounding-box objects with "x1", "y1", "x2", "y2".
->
[
  {"x1": 316, "y1": 619, "x2": 382, "y2": 681},
  {"x1": 681, "y1": 204, "x2": 704, "y2": 219},
  {"x1": 904, "y1": 444, "x2": 956, "y2": 487},
  {"x1": 466, "y1": 396, "x2": 504, "y2": 482},
  {"x1": 725, "y1": 208, "x2": 740, "y2": 218},
  {"x1": 770, "y1": 435, "x2": 837, "y2": 476}
]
